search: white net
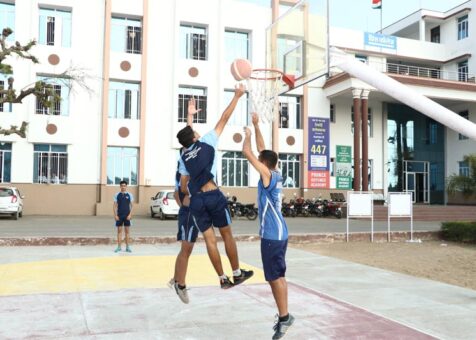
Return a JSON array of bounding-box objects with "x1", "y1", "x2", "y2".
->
[{"x1": 246, "y1": 69, "x2": 283, "y2": 123}]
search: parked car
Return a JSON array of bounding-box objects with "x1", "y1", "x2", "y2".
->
[
  {"x1": 0, "y1": 186, "x2": 24, "y2": 220},
  {"x1": 150, "y1": 190, "x2": 179, "y2": 220}
]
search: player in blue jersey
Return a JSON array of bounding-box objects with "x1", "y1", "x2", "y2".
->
[
  {"x1": 242, "y1": 113, "x2": 294, "y2": 340},
  {"x1": 168, "y1": 99, "x2": 200, "y2": 304},
  {"x1": 113, "y1": 180, "x2": 133, "y2": 253},
  {"x1": 176, "y1": 84, "x2": 254, "y2": 289}
]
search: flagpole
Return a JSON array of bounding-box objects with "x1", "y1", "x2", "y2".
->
[{"x1": 380, "y1": 2, "x2": 383, "y2": 33}]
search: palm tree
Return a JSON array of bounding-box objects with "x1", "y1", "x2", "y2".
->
[{"x1": 446, "y1": 154, "x2": 476, "y2": 197}]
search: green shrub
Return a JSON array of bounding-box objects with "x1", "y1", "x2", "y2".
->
[{"x1": 441, "y1": 222, "x2": 476, "y2": 243}]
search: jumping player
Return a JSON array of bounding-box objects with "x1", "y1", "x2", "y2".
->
[
  {"x1": 242, "y1": 113, "x2": 294, "y2": 339},
  {"x1": 176, "y1": 83, "x2": 254, "y2": 289}
]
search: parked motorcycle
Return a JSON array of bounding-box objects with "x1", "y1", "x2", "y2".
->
[
  {"x1": 318, "y1": 199, "x2": 343, "y2": 219},
  {"x1": 227, "y1": 196, "x2": 258, "y2": 220}
]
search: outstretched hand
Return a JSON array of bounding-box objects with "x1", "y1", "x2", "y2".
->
[
  {"x1": 243, "y1": 126, "x2": 252, "y2": 138},
  {"x1": 234, "y1": 83, "x2": 246, "y2": 98},
  {"x1": 251, "y1": 112, "x2": 259, "y2": 126},
  {"x1": 188, "y1": 97, "x2": 201, "y2": 116}
]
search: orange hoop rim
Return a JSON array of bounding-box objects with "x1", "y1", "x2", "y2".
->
[{"x1": 249, "y1": 68, "x2": 284, "y2": 81}]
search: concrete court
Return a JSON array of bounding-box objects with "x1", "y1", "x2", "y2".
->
[{"x1": 1, "y1": 243, "x2": 475, "y2": 339}]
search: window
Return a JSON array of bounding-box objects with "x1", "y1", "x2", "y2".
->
[
  {"x1": 224, "y1": 30, "x2": 249, "y2": 63},
  {"x1": 107, "y1": 147, "x2": 138, "y2": 185},
  {"x1": 224, "y1": 89, "x2": 248, "y2": 126},
  {"x1": 458, "y1": 60, "x2": 468, "y2": 82},
  {"x1": 428, "y1": 121, "x2": 438, "y2": 144},
  {"x1": 180, "y1": 24, "x2": 207, "y2": 60},
  {"x1": 33, "y1": 144, "x2": 68, "y2": 184},
  {"x1": 35, "y1": 76, "x2": 70, "y2": 116},
  {"x1": 330, "y1": 104, "x2": 335, "y2": 123},
  {"x1": 0, "y1": 2, "x2": 15, "y2": 41},
  {"x1": 355, "y1": 55, "x2": 368, "y2": 63},
  {"x1": 351, "y1": 106, "x2": 373, "y2": 137},
  {"x1": 430, "y1": 26, "x2": 440, "y2": 43},
  {"x1": 109, "y1": 81, "x2": 140, "y2": 119},
  {"x1": 39, "y1": 8, "x2": 72, "y2": 47},
  {"x1": 459, "y1": 161, "x2": 470, "y2": 177},
  {"x1": 279, "y1": 154, "x2": 300, "y2": 188},
  {"x1": 111, "y1": 17, "x2": 142, "y2": 54},
  {"x1": 458, "y1": 111, "x2": 469, "y2": 140},
  {"x1": 0, "y1": 74, "x2": 12, "y2": 113},
  {"x1": 457, "y1": 15, "x2": 468, "y2": 40},
  {"x1": 178, "y1": 86, "x2": 207, "y2": 123},
  {"x1": 0, "y1": 142, "x2": 11, "y2": 182},
  {"x1": 221, "y1": 151, "x2": 248, "y2": 187},
  {"x1": 278, "y1": 95, "x2": 301, "y2": 129}
]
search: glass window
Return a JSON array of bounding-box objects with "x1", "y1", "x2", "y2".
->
[
  {"x1": 107, "y1": 147, "x2": 138, "y2": 185},
  {"x1": 224, "y1": 30, "x2": 249, "y2": 64},
  {"x1": 178, "y1": 86, "x2": 207, "y2": 123},
  {"x1": 180, "y1": 24, "x2": 207, "y2": 60},
  {"x1": 33, "y1": 144, "x2": 68, "y2": 184},
  {"x1": 430, "y1": 26, "x2": 440, "y2": 43},
  {"x1": 0, "y1": 2, "x2": 15, "y2": 41},
  {"x1": 458, "y1": 110, "x2": 469, "y2": 140},
  {"x1": 36, "y1": 76, "x2": 70, "y2": 116},
  {"x1": 224, "y1": 89, "x2": 248, "y2": 126},
  {"x1": 457, "y1": 15, "x2": 468, "y2": 40},
  {"x1": 39, "y1": 8, "x2": 72, "y2": 47},
  {"x1": 0, "y1": 142, "x2": 11, "y2": 182},
  {"x1": 428, "y1": 121, "x2": 438, "y2": 144},
  {"x1": 278, "y1": 95, "x2": 301, "y2": 129},
  {"x1": 279, "y1": 154, "x2": 300, "y2": 188},
  {"x1": 109, "y1": 81, "x2": 140, "y2": 119},
  {"x1": 0, "y1": 74, "x2": 12, "y2": 113},
  {"x1": 459, "y1": 161, "x2": 470, "y2": 177},
  {"x1": 330, "y1": 104, "x2": 335, "y2": 123},
  {"x1": 458, "y1": 60, "x2": 468, "y2": 82},
  {"x1": 351, "y1": 106, "x2": 373, "y2": 137},
  {"x1": 111, "y1": 17, "x2": 142, "y2": 54},
  {"x1": 355, "y1": 55, "x2": 368, "y2": 63},
  {"x1": 221, "y1": 151, "x2": 248, "y2": 187}
]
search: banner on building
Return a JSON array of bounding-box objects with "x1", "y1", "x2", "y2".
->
[
  {"x1": 364, "y1": 32, "x2": 397, "y2": 50},
  {"x1": 308, "y1": 117, "x2": 329, "y2": 189},
  {"x1": 336, "y1": 145, "x2": 352, "y2": 189}
]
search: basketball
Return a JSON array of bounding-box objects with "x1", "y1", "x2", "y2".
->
[{"x1": 230, "y1": 58, "x2": 252, "y2": 81}]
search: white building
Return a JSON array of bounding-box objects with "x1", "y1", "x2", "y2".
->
[{"x1": 0, "y1": 0, "x2": 474, "y2": 215}]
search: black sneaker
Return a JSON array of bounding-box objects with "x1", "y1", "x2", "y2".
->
[
  {"x1": 233, "y1": 268, "x2": 254, "y2": 286},
  {"x1": 220, "y1": 276, "x2": 234, "y2": 289},
  {"x1": 272, "y1": 314, "x2": 295, "y2": 340}
]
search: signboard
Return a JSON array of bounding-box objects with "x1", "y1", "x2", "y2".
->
[
  {"x1": 364, "y1": 32, "x2": 397, "y2": 50},
  {"x1": 336, "y1": 145, "x2": 352, "y2": 189},
  {"x1": 308, "y1": 117, "x2": 329, "y2": 188}
]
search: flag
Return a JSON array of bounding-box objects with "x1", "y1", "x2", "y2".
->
[{"x1": 372, "y1": 0, "x2": 382, "y2": 9}]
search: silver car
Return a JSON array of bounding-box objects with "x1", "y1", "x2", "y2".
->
[
  {"x1": 150, "y1": 190, "x2": 180, "y2": 220},
  {"x1": 0, "y1": 187, "x2": 24, "y2": 220}
]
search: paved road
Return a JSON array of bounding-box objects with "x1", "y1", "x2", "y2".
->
[{"x1": 0, "y1": 215, "x2": 441, "y2": 238}]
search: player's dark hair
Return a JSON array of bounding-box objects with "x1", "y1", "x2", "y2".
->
[
  {"x1": 259, "y1": 150, "x2": 278, "y2": 169},
  {"x1": 120, "y1": 180, "x2": 128, "y2": 186}
]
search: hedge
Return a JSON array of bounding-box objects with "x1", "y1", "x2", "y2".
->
[{"x1": 441, "y1": 222, "x2": 476, "y2": 243}]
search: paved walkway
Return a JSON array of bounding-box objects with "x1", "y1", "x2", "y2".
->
[{"x1": 0, "y1": 243, "x2": 474, "y2": 339}]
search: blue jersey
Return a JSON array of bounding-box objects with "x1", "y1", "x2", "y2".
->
[
  {"x1": 257, "y1": 171, "x2": 288, "y2": 241},
  {"x1": 178, "y1": 130, "x2": 219, "y2": 195},
  {"x1": 114, "y1": 192, "x2": 133, "y2": 217}
]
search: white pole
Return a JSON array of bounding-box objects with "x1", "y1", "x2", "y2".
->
[{"x1": 330, "y1": 48, "x2": 476, "y2": 141}]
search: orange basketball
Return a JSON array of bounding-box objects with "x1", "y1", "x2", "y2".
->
[{"x1": 230, "y1": 59, "x2": 252, "y2": 81}]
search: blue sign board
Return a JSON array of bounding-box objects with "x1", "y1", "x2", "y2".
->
[
  {"x1": 364, "y1": 32, "x2": 397, "y2": 50},
  {"x1": 308, "y1": 117, "x2": 330, "y2": 171}
]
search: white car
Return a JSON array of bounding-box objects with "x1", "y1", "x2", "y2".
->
[
  {"x1": 0, "y1": 186, "x2": 24, "y2": 220},
  {"x1": 150, "y1": 190, "x2": 180, "y2": 220}
]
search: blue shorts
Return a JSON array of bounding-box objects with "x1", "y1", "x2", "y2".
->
[
  {"x1": 189, "y1": 189, "x2": 232, "y2": 233},
  {"x1": 261, "y1": 238, "x2": 288, "y2": 282},
  {"x1": 177, "y1": 206, "x2": 199, "y2": 243},
  {"x1": 115, "y1": 216, "x2": 131, "y2": 227}
]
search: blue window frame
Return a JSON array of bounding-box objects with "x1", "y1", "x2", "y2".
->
[
  {"x1": 39, "y1": 8, "x2": 72, "y2": 47},
  {"x1": 457, "y1": 15, "x2": 468, "y2": 40},
  {"x1": 107, "y1": 147, "x2": 138, "y2": 185},
  {"x1": 0, "y1": 2, "x2": 15, "y2": 41},
  {"x1": 0, "y1": 142, "x2": 11, "y2": 182}
]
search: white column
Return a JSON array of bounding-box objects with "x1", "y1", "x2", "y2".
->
[{"x1": 419, "y1": 19, "x2": 426, "y2": 41}]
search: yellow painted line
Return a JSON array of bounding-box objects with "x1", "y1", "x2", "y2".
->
[{"x1": 0, "y1": 255, "x2": 265, "y2": 297}]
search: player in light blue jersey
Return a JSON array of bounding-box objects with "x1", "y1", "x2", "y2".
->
[{"x1": 242, "y1": 113, "x2": 294, "y2": 340}]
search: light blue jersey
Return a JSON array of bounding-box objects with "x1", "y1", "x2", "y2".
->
[{"x1": 257, "y1": 171, "x2": 288, "y2": 241}]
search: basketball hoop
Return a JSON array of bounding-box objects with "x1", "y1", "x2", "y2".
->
[{"x1": 247, "y1": 69, "x2": 287, "y2": 123}]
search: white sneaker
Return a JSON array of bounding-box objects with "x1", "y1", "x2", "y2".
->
[
  {"x1": 167, "y1": 278, "x2": 175, "y2": 288},
  {"x1": 173, "y1": 282, "x2": 189, "y2": 304}
]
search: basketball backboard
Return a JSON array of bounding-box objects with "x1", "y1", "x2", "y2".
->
[{"x1": 266, "y1": 0, "x2": 328, "y2": 93}]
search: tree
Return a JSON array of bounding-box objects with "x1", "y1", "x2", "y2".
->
[
  {"x1": 446, "y1": 154, "x2": 476, "y2": 197},
  {"x1": 0, "y1": 28, "x2": 90, "y2": 138}
]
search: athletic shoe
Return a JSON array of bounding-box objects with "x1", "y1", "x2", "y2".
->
[
  {"x1": 233, "y1": 269, "x2": 254, "y2": 286},
  {"x1": 114, "y1": 246, "x2": 121, "y2": 253},
  {"x1": 220, "y1": 276, "x2": 234, "y2": 289},
  {"x1": 272, "y1": 314, "x2": 295, "y2": 340},
  {"x1": 173, "y1": 282, "x2": 189, "y2": 304},
  {"x1": 125, "y1": 246, "x2": 132, "y2": 253},
  {"x1": 167, "y1": 278, "x2": 175, "y2": 288}
]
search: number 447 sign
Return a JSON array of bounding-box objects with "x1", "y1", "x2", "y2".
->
[{"x1": 308, "y1": 117, "x2": 329, "y2": 189}]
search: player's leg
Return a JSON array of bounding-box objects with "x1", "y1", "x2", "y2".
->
[
  {"x1": 115, "y1": 224, "x2": 123, "y2": 252},
  {"x1": 124, "y1": 225, "x2": 131, "y2": 252},
  {"x1": 174, "y1": 240, "x2": 194, "y2": 285}
]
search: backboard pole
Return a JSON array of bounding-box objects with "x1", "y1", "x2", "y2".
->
[{"x1": 271, "y1": 0, "x2": 280, "y2": 153}]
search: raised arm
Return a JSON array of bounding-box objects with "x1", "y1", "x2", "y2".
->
[
  {"x1": 242, "y1": 127, "x2": 271, "y2": 187},
  {"x1": 251, "y1": 113, "x2": 265, "y2": 152},
  {"x1": 187, "y1": 97, "x2": 201, "y2": 127},
  {"x1": 214, "y1": 83, "x2": 246, "y2": 136}
]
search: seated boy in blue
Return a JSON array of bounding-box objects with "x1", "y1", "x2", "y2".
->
[
  {"x1": 176, "y1": 84, "x2": 253, "y2": 289},
  {"x1": 242, "y1": 113, "x2": 294, "y2": 340}
]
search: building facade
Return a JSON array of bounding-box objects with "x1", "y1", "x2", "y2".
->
[{"x1": 0, "y1": 0, "x2": 474, "y2": 215}]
